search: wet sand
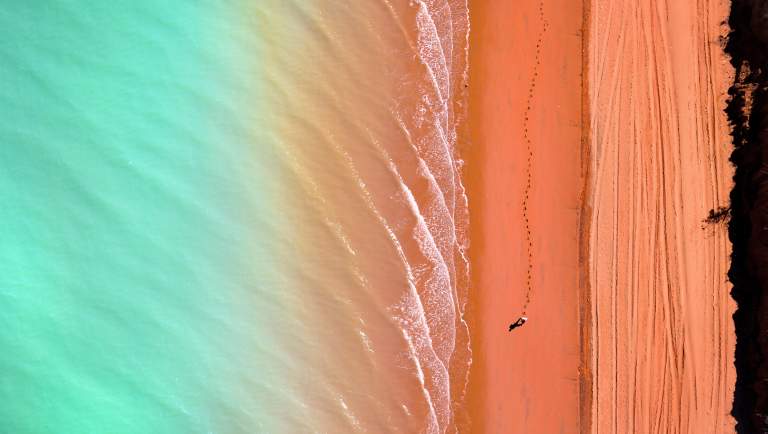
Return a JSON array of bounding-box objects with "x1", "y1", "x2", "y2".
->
[
  {"x1": 587, "y1": 0, "x2": 735, "y2": 432},
  {"x1": 465, "y1": 0, "x2": 587, "y2": 432}
]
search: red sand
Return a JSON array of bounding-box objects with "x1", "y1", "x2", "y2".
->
[
  {"x1": 465, "y1": 0, "x2": 588, "y2": 432},
  {"x1": 587, "y1": 0, "x2": 735, "y2": 431},
  {"x1": 465, "y1": 0, "x2": 736, "y2": 432}
]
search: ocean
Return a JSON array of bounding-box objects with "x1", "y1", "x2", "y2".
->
[{"x1": 0, "y1": 1, "x2": 471, "y2": 432}]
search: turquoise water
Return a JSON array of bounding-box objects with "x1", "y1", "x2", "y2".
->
[
  {"x1": 0, "y1": 3, "x2": 299, "y2": 432},
  {"x1": 0, "y1": 2, "x2": 472, "y2": 433}
]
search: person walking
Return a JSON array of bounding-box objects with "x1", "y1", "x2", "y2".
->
[{"x1": 508, "y1": 316, "x2": 528, "y2": 331}]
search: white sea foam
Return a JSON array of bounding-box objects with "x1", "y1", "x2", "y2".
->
[
  {"x1": 397, "y1": 0, "x2": 473, "y2": 431},
  {"x1": 402, "y1": 328, "x2": 442, "y2": 434},
  {"x1": 317, "y1": 1, "x2": 471, "y2": 431},
  {"x1": 330, "y1": 137, "x2": 453, "y2": 431},
  {"x1": 338, "y1": 396, "x2": 363, "y2": 431},
  {"x1": 283, "y1": 136, "x2": 453, "y2": 431}
]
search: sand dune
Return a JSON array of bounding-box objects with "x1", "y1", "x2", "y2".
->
[{"x1": 587, "y1": 0, "x2": 736, "y2": 431}]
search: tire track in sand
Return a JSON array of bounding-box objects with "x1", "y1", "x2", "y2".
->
[
  {"x1": 588, "y1": 0, "x2": 735, "y2": 431},
  {"x1": 521, "y1": 0, "x2": 549, "y2": 316}
]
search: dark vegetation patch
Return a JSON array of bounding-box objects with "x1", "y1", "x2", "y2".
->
[
  {"x1": 725, "y1": 0, "x2": 768, "y2": 431},
  {"x1": 705, "y1": 206, "x2": 732, "y2": 225}
]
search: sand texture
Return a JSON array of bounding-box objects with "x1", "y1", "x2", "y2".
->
[
  {"x1": 587, "y1": 0, "x2": 736, "y2": 432},
  {"x1": 465, "y1": 0, "x2": 587, "y2": 432}
]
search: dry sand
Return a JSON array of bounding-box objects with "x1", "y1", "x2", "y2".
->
[
  {"x1": 587, "y1": 0, "x2": 736, "y2": 432},
  {"x1": 465, "y1": 0, "x2": 587, "y2": 432}
]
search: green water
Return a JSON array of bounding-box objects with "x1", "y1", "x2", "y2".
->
[{"x1": 0, "y1": 3, "x2": 305, "y2": 433}]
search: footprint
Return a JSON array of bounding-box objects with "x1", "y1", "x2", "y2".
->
[{"x1": 520, "y1": 0, "x2": 547, "y2": 315}]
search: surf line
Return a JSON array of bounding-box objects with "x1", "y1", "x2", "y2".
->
[{"x1": 521, "y1": 0, "x2": 548, "y2": 316}]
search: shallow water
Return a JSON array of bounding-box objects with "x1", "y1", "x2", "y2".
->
[{"x1": 0, "y1": 2, "x2": 470, "y2": 432}]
